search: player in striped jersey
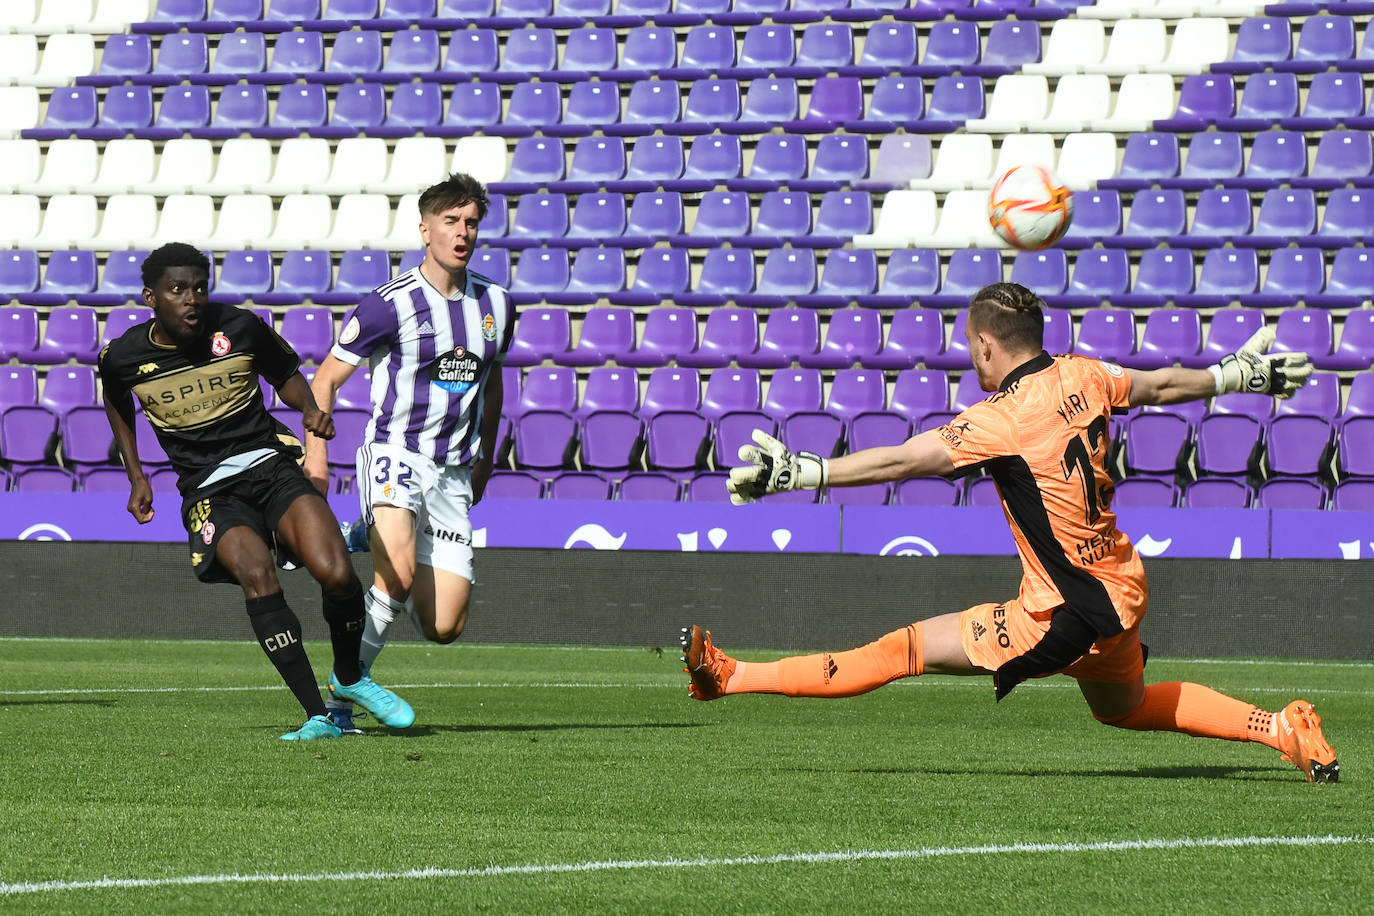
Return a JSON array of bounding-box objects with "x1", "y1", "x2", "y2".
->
[
  {"x1": 305, "y1": 173, "x2": 516, "y2": 731},
  {"x1": 685, "y1": 282, "x2": 1338, "y2": 783}
]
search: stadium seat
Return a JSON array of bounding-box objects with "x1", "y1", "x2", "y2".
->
[
  {"x1": 504, "y1": 305, "x2": 572, "y2": 366},
  {"x1": 619, "y1": 306, "x2": 696, "y2": 368},
  {"x1": 618, "y1": 472, "x2": 680, "y2": 501},
  {"x1": 676, "y1": 249, "x2": 755, "y2": 309}
]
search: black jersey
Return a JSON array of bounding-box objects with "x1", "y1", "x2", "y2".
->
[{"x1": 98, "y1": 304, "x2": 304, "y2": 493}]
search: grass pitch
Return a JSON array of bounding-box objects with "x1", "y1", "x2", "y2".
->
[{"x1": 1, "y1": 637, "x2": 1370, "y2": 914}]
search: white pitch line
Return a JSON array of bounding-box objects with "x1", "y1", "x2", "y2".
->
[{"x1": 0, "y1": 834, "x2": 1368, "y2": 897}]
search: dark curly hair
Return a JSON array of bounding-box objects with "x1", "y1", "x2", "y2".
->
[
  {"x1": 968, "y1": 282, "x2": 1045, "y2": 354},
  {"x1": 418, "y1": 172, "x2": 489, "y2": 221},
  {"x1": 141, "y1": 242, "x2": 211, "y2": 290}
]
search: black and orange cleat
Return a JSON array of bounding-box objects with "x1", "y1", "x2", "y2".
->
[
  {"x1": 680, "y1": 625, "x2": 737, "y2": 701},
  {"x1": 1277, "y1": 701, "x2": 1339, "y2": 783}
]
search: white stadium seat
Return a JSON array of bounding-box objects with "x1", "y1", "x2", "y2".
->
[
  {"x1": 1024, "y1": 20, "x2": 1105, "y2": 76},
  {"x1": 1090, "y1": 72, "x2": 1176, "y2": 133},
  {"x1": 142, "y1": 195, "x2": 215, "y2": 251},
  {"x1": 377, "y1": 193, "x2": 421, "y2": 251},
  {"x1": 91, "y1": 194, "x2": 157, "y2": 250},
  {"x1": 1055, "y1": 133, "x2": 1118, "y2": 190},
  {"x1": 1076, "y1": 0, "x2": 1157, "y2": 18},
  {"x1": 311, "y1": 137, "x2": 388, "y2": 196},
  {"x1": 0, "y1": 1, "x2": 38, "y2": 33},
  {"x1": 317, "y1": 194, "x2": 393, "y2": 250},
  {"x1": 1087, "y1": 19, "x2": 1167, "y2": 75},
  {"x1": 195, "y1": 137, "x2": 272, "y2": 195},
  {"x1": 0, "y1": 35, "x2": 39, "y2": 84},
  {"x1": 0, "y1": 139, "x2": 41, "y2": 186},
  {"x1": 33, "y1": 193, "x2": 98, "y2": 249},
  {"x1": 19, "y1": 137, "x2": 97, "y2": 194},
  {"x1": 450, "y1": 136, "x2": 508, "y2": 187},
  {"x1": 89, "y1": 138, "x2": 155, "y2": 195},
  {"x1": 133, "y1": 138, "x2": 213, "y2": 194},
  {"x1": 1032, "y1": 73, "x2": 1112, "y2": 133},
  {"x1": 208, "y1": 194, "x2": 275, "y2": 250},
  {"x1": 377, "y1": 136, "x2": 448, "y2": 195},
  {"x1": 24, "y1": 33, "x2": 95, "y2": 86},
  {"x1": 0, "y1": 194, "x2": 42, "y2": 247},
  {"x1": 909, "y1": 135, "x2": 993, "y2": 192},
  {"x1": 1148, "y1": 18, "x2": 1229, "y2": 76},
  {"x1": 853, "y1": 190, "x2": 936, "y2": 249},
  {"x1": 256, "y1": 194, "x2": 332, "y2": 249},
  {"x1": 17, "y1": 0, "x2": 95, "y2": 34},
  {"x1": 250, "y1": 137, "x2": 328, "y2": 196},
  {"x1": 986, "y1": 134, "x2": 1058, "y2": 190},
  {"x1": 81, "y1": 0, "x2": 150, "y2": 33},
  {"x1": 966, "y1": 74, "x2": 1049, "y2": 134},
  {"x1": 912, "y1": 190, "x2": 1003, "y2": 249}
]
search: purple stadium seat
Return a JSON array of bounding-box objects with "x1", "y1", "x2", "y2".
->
[
  {"x1": 1185, "y1": 308, "x2": 1263, "y2": 369},
  {"x1": 1195, "y1": 414, "x2": 1262, "y2": 477},
  {"x1": 1299, "y1": 131, "x2": 1373, "y2": 188},
  {"x1": 1337, "y1": 416, "x2": 1374, "y2": 478},
  {"x1": 847, "y1": 411, "x2": 910, "y2": 454},
  {"x1": 888, "y1": 368, "x2": 949, "y2": 421},
  {"x1": 1220, "y1": 73, "x2": 1298, "y2": 131},
  {"x1": 313, "y1": 82, "x2": 386, "y2": 137},
  {"x1": 210, "y1": 250, "x2": 272, "y2": 305},
  {"x1": 78, "y1": 467, "x2": 130, "y2": 493},
  {"x1": 514, "y1": 410, "x2": 578, "y2": 471},
  {"x1": 210, "y1": 32, "x2": 267, "y2": 81},
  {"x1": 551, "y1": 27, "x2": 618, "y2": 82},
  {"x1": 622, "y1": 194, "x2": 684, "y2": 248},
  {"x1": 577, "y1": 367, "x2": 639, "y2": 419},
  {"x1": 844, "y1": 76, "x2": 923, "y2": 134},
  {"x1": 962, "y1": 475, "x2": 998, "y2": 507},
  {"x1": 1184, "y1": 478, "x2": 1250, "y2": 508},
  {"x1": 1010, "y1": 249, "x2": 1068, "y2": 299},
  {"x1": 674, "y1": 133, "x2": 744, "y2": 191},
  {"x1": 580, "y1": 410, "x2": 644, "y2": 472},
  {"x1": 640, "y1": 366, "x2": 701, "y2": 419},
  {"x1": 1123, "y1": 309, "x2": 1200, "y2": 370},
  {"x1": 558, "y1": 306, "x2": 635, "y2": 367},
  {"x1": 667, "y1": 27, "x2": 735, "y2": 81},
  {"x1": 555, "y1": 84, "x2": 621, "y2": 139},
  {"x1": 505, "y1": 193, "x2": 569, "y2": 248},
  {"x1": 1256, "y1": 478, "x2": 1325, "y2": 510},
  {"x1": 1245, "y1": 189, "x2": 1317, "y2": 250},
  {"x1": 787, "y1": 76, "x2": 863, "y2": 133},
  {"x1": 797, "y1": 133, "x2": 869, "y2": 191},
  {"x1": 858, "y1": 134, "x2": 933, "y2": 190},
  {"x1": 780, "y1": 411, "x2": 843, "y2": 464},
  {"x1": 0, "y1": 308, "x2": 40, "y2": 363},
  {"x1": 548, "y1": 471, "x2": 612, "y2": 500},
  {"x1": 153, "y1": 34, "x2": 209, "y2": 83},
  {"x1": 1053, "y1": 249, "x2": 1129, "y2": 308},
  {"x1": 549, "y1": 246, "x2": 625, "y2": 305},
  {"x1": 509, "y1": 366, "x2": 575, "y2": 417},
  {"x1": 496, "y1": 29, "x2": 558, "y2": 82},
  {"x1": 1321, "y1": 311, "x2": 1374, "y2": 371},
  {"x1": 893, "y1": 477, "x2": 959, "y2": 507},
  {"x1": 804, "y1": 307, "x2": 882, "y2": 369},
  {"x1": 738, "y1": 308, "x2": 820, "y2": 369},
  {"x1": 508, "y1": 248, "x2": 570, "y2": 304},
  {"x1": 604, "y1": 80, "x2": 676, "y2": 138},
  {"x1": 980, "y1": 19, "x2": 1040, "y2": 72},
  {"x1": 951, "y1": 371, "x2": 986, "y2": 412},
  {"x1": 1112, "y1": 478, "x2": 1179, "y2": 508},
  {"x1": 557, "y1": 192, "x2": 626, "y2": 247},
  {"x1": 914, "y1": 20, "x2": 979, "y2": 73},
  {"x1": 1237, "y1": 130, "x2": 1307, "y2": 188},
  {"x1": 762, "y1": 368, "x2": 823, "y2": 420},
  {"x1": 483, "y1": 471, "x2": 543, "y2": 499},
  {"x1": 1276, "y1": 372, "x2": 1340, "y2": 420},
  {"x1": 796, "y1": 250, "x2": 878, "y2": 309},
  {"x1": 1291, "y1": 71, "x2": 1365, "y2": 128},
  {"x1": 738, "y1": 191, "x2": 808, "y2": 248},
  {"x1": 498, "y1": 82, "x2": 562, "y2": 136},
  {"x1": 686, "y1": 471, "x2": 730, "y2": 502},
  {"x1": 504, "y1": 306, "x2": 572, "y2": 367},
  {"x1": 615, "y1": 249, "x2": 690, "y2": 307},
  {"x1": 619, "y1": 306, "x2": 696, "y2": 368},
  {"x1": 1311, "y1": 189, "x2": 1373, "y2": 247},
  {"x1": 1216, "y1": 17, "x2": 1290, "y2": 74},
  {"x1": 616, "y1": 135, "x2": 684, "y2": 192},
  {"x1": 701, "y1": 368, "x2": 761, "y2": 422},
  {"x1": 438, "y1": 83, "x2": 500, "y2": 136},
  {"x1": 679, "y1": 192, "x2": 749, "y2": 247},
  {"x1": 547, "y1": 137, "x2": 621, "y2": 192},
  {"x1": 802, "y1": 190, "x2": 872, "y2": 248},
  {"x1": 1122, "y1": 411, "x2": 1189, "y2": 477},
  {"x1": 1107, "y1": 133, "x2": 1179, "y2": 190},
  {"x1": 645, "y1": 411, "x2": 709, "y2": 470},
  {"x1": 1115, "y1": 189, "x2": 1187, "y2": 248},
  {"x1": 0, "y1": 405, "x2": 58, "y2": 466},
  {"x1": 20, "y1": 306, "x2": 99, "y2": 366},
  {"x1": 1157, "y1": 74, "x2": 1235, "y2": 132},
  {"x1": 729, "y1": 24, "x2": 796, "y2": 78},
  {"x1": 618, "y1": 472, "x2": 680, "y2": 501},
  {"x1": 729, "y1": 131, "x2": 805, "y2": 186},
  {"x1": 252, "y1": 251, "x2": 327, "y2": 306},
  {"x1": 25, "y1": 87, "x2": 98, "y2": 140},
  {"x1": 14, "y1": 467, "x2": 77, "y2": 493},
  {"x1": 1264, "y1": 414, "x2": 1333, "y2": 479},
  {"x1": 379, "y1": 29, "x2": 440, "y2": 80},
  {"x1": 824, "y1": 368, "x2": 885, "y2": 425},
  {"x1": 736, "y1": 247, "x2": 816, "y2": 307},
  {"x1": 1332, "y1": 480, "x2": 1374, "y2": 511},
  {"x1": 41, "y1": 366, "x2": 98, "y2": 417},
  {"x1": 713, "y1": 409, "x2": 775, "y2": 469},
  {"x1": 1182, "y1": 189, "x2": 1251, "y2": 248},
  {"x1": 1272, "y1": 308, "x2": 1334, "y2": 366},
  {"x1": 278, "y1": 307, "x2": 334, "y2": 364},
  {"x1": 1281, "y1": 14, "x2": 1355, "y2": 72},
  {"x1": 867, "y1": 309, "x2": 943, "y2": 370},
  {"x1": 1311, "y1": 248, "x2": 1373, "y2": 309},
  {"x1": 925, "y1": 249, "x2": 1001, "y2": 309},
  {"x1": 60, "y1": 405, "x2": 116, "y2": 468},
  {"x1": 1, "y1": 251, "x2": 40, "y2": 300},
  {"x1": 88, "y1": 35, "x2": 153, "y2": 86},
  {"x1": 265, "y1": 32, "x2": 324, "y2": 81},
  {"x1": 679, "y1": 247, "x2": 756, "y2": 309},
  {"x1": 489, "y1": 138, "x2": 565, "y2": 194},
  {"x1": 612, "y1": 27, "x2": 677, "y2": 82},
  {"x1": 782, "y1": 23, "x2": 854, "y2": 77},
  {"x1": 1059, "y1": 190, "x2": 1122, "y2": 250},
  {"x1": 0, "y1": 367, "x2": 39, "y2": 414},
  {"x1": 254, "y1": 83, "x2": 326, "y2": 137},
  {"x1": 1176, "y1": 248, "x2": 1259, "y2": 308},
  {"x1": 1252, "y1": 247, "x2": 1326, "y2": 308},
  {"x1": 311, "y1": 250, "x2": 389, "y2": 306},
  {"x1": 333, "y1": 369, "x2": 373, "y2": 411},
  {"x1": 676, "y1": 306, "x2": 758, "y2": 367},
  {"x1": 89, "y1": 85, "x2": 152, "y2": 138}
]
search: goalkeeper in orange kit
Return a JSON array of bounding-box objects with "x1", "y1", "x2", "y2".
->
[{"x1": 683, "y1": 282, "x2": 1338, "y2": 783}]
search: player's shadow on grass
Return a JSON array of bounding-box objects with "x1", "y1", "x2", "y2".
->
[
  {"x1": 391, "y1": 722, "x2": 708, "y2": 737},
  {"x1": 843, "y1": 764, "x2": 1287, "y2": 781}
]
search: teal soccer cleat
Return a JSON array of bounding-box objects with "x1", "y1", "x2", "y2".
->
[
  {"x1": 328, "y1": 671, "x2": 415, "y2": 728},
  {"x1": 280, "y1": 714, "x2": 343, "y2": 741}
]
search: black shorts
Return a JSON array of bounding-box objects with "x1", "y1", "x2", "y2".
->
[{"x1": 181, "y1": 455, "x2": 321, "y2": 584}]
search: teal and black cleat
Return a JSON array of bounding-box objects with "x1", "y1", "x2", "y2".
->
[
  {"x1": 280, "y1": 714, "x2": 343, "y2": 741},
  {"x1": 328, "y1": 671, "x2": 415, "y2": 729},
  {"x1": 326, "y1": 704, "x2": 366, "y2": 735},
  {"x1": 340, "y1": 518, "x2": 370, "y2": 553}
]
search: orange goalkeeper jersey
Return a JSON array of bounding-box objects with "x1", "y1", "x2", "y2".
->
[{"x1": 935, "y1": 352, "x2": 1147, "y2": 636}]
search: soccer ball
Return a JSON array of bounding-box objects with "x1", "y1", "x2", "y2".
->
[{"x1": 987, "y1": 165, "x2": 1074, "y2": 251}]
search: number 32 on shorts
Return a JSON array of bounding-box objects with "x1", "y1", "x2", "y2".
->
[{"x1": 373, "y1": 455, "x2": 415, "y2": 491}]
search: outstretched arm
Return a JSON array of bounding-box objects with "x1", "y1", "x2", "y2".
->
[
  {"x1": 1128, "y1": 326, "x2": 1312, "y2": 408},
  {"x1": 727, "y1": 429, "x2": 955, "y2": 505}
]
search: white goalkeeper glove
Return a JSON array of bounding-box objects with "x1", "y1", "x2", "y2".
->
[
  {"x1": 726, "y1": 429, "x2": 827, "y2": 506},
  {"x1": 1209, "y1": 326, "x2": 1312, "y2": 398}
]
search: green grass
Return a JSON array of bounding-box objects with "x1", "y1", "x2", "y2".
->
[{"x1": 1, "y1": 637, "x2": 1371, "y2": 914}]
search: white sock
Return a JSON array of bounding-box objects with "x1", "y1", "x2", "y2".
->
[{"x1": 360, "y1": 586, "x2": 407, "y2": 671}]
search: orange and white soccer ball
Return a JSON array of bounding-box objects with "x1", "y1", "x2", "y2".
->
[{"x1": 987, "y1": 165, "x2": 1074, "y2": 251}]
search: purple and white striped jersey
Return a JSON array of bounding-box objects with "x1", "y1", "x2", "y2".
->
[{"x1": 331, "y1": 266, "x2": 515, "y2": 467}]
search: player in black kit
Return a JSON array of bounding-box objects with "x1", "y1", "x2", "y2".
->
[{"x1": 98, "y1": 243, "x2": 414, "y2": 739}]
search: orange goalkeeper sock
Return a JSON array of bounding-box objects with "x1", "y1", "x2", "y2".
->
[
  {"x1": 1097, "y1": 681, "x2": 1280, "y2": 749},
  {"x1": 725, "y1": 624, "x2": 924, "y2": 697}
]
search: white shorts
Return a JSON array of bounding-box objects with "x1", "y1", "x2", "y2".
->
[{"x1": 355, "y1": 441, "x2": 475, "y2": 582}]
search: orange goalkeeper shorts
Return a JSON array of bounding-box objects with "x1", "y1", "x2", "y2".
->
[{"x1": 959, "y1": 597, "x2": 1145, "y2": 684}]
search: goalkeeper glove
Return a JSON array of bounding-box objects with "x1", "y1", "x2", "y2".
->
[
  {"x1": 1210, "y1": 326, "x2": 1313, "y2": 398},
  {"x1": 726, "y1": 429, "x2": 827, "y2": 506}
]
